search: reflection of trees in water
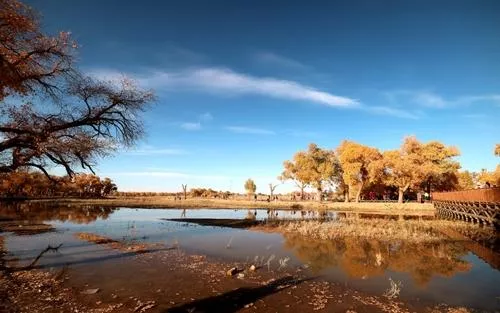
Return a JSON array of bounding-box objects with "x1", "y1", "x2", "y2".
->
[
  {"x1": 283, "y1": 233, "x2": 471, "y2": 286},
  {"x1": 0, "y1": 202, "x2": 116, "y2": 224}
]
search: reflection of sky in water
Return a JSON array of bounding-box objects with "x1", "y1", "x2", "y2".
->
[{"x1": 4, "y1": 208, "x2": 500, "y2": 310}]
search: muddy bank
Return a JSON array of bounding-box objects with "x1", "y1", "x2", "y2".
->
[
  {"x1": 0, "y1": 234, "x2": 472, "y2": 313},
  {"x1": 165, "y1": 218, "x2": 263, "y2": 228}
]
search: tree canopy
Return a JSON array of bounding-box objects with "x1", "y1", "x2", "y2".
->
[
  {"x1": 281, "y1": 143, "x2": 340, "y2": 201},
  {"x1": 337, "y1": 140, "x2": 381, "y2": 202},
  {"x1": 0, "y1": 0, "x2": 155, "y2": 179},
  {"x1": 373, "y1": 137, "x2": 460, "y2": 202}
]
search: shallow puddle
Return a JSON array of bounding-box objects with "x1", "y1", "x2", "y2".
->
[{"x1": 1, "y1": 204, "x2": 499, "y2": 311}]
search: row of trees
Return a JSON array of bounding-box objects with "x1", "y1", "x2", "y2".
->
[
  {"x1": 279, "y1": 137, "x2": 499, "y2": 203},
  {"x1": 0, "y1": 171, "x2": 116, "y2": 198}
]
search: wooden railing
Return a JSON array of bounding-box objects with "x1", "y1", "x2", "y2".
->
[{"x1": 433, "y1": 187, "x2": 500, "y2": 203}]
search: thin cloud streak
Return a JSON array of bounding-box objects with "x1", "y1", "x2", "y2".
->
[
  {"x1": 110, "y1": 171, "x2": 229, "y2": 180},
  {"x1": 385, "y1": 90, "x2": 500, "y2": 109},
  {"x1": 199, "y1": 112, "x2": 213, "y2": 121},
  {"x1": 111, "y1": 67, "x2": 360, "y2": 108},
  {"x1": 225, "y1": 126, "x2": 276, "y2": 135},
  {"x1": 90, "y1": 67, "x2": 435, "y2": 119},
  {"x1": 127, "y1": 147, "x2": 187, "y2": 156},
  {"x1": 368, "y1": 106, "x2": 420, "y2": 120},
  {"x1": 254, "y1": 52, "x2": 309, "y2": 70},
  {"x1": 180, "y1": 122, "x2": 202, "y2": 130}
]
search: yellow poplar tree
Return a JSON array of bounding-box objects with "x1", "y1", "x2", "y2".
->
[
  {"x1": 337, "y1": 140, "x2": 382, "y2": 202},
  {"x1": 281, "y1": 143, "x2": 340, "y2": 201}
]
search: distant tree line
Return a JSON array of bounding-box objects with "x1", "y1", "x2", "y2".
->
[
  {"x1": 280, "y1": 137, "x2": 500, "y2": 203},
  {"x1": 0, "y1": 171, "x2": 116, "y2": 198}
]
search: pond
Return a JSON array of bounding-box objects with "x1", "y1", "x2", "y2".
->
[{"x1": 1, "y1": 204, "x2": 499, "y2": 311}]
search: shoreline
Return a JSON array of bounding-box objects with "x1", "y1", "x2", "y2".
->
[
  {"x1": 24, "y1": 197, "x2": 435, "y2": 217},
  {"x1": 0, "y1": 232, "x2": 474, "y2": 313}
]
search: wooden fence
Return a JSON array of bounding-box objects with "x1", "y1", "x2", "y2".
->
[
  {"x1": 433, "y1": 187, "x2": 500, "y2": 203},
  {"x1": 433, "y1": 188, "x2": 500, "y2": 228}
]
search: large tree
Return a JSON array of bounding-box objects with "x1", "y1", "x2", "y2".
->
[
  {"x1": 417, "y1": 138, "x2": 460, "y2": 193},
  {"x1": 337, "y1": 140, "x2": 381, "y2": 202},
  {"x1": 0, "y1": 0, "x2": 155, "y2": 178},
  {"x1": 376, "y1": 147, "x2": 425, "y2": 203},
  {"x1": 281, "y1": 143, "x2": 340, "y2": 201},
  {"x1": 376, "y1": 137, "x2": 460, "y2": 202}
]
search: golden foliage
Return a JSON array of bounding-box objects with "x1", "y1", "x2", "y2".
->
[
  {"x1": 283, "y1": 230, "x2": 471, "y2": 285},
  {"x1": 0, "y1": 171, "x2": 116, "y2": 198},
  {"x1": 337, "y1": 140, "x2": 381, "y2": 202},
  {"x1": 457, "y1": 171, "x2": 475, "y2": 190},
  {"x1": 281, "y1": 143, "x2": 340, "y2": 201}
]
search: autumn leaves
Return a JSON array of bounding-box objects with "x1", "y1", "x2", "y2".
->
[{"x1": 281, "y1": 137, "x2": 465, "y2": 203}]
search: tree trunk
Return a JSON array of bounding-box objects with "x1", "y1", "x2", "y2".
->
[
  {"x1": 300, "y1": 186, "x2": 305, "y2": 201},
  {"x1": 181, "y1": 184, "x2": 187, "y2": 200},
  {"x1": 344, "y1": 187, "x2": 349, "y2": 202},
  {"x1": 398, "y1": 188, "x2": 404, "y2": 203},
  {"x1": 398, "y1": 184, "x2": 409, "y2": 203},
  {"x1": 317, "y1": 188, "x2": 322, "y2": 202},
  {"x1": 355, "y1": 182, "x2": 363, "y2": 203}
]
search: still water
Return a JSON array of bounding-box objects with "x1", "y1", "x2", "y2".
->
[{"x1": 1, "y1": 205, "x2": 499, "y2": 310}]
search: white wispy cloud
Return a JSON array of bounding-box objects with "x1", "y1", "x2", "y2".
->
[
  {"x1": 412, "y1": 92, "x2": 448, "y2": 108},
  {"x1": 180, "y1": 122, "x2": 202, "y2": 131},
  {"x1": 110, "y1": 171, "x2": 228, "y2": 180},
  {"x1": 127, "y1": 147, "x2": 186, "y2": 156},
  {"x1": 118, "y1": 67, "x2": 359, "y2": 108},
  {"x1": 254, "y1": 52, "x2": 309, "y2": 70},
  {"x1": 87, "y1": 68, "x2": 125, "y2": 82},
  {"x1": 177, "y1": 113, "x2": 212, "y2": 131},
  {"x1": 89, "y1": 67, "x2": 437, "y2": 119},
  {"x1": 225, "y1": 126, "x2": 276, "y2": 135},
  {"x1": 284, "y1": 129, "x2": 322, "y2": 138},
  {"x1": 199, "y1": 112, "x2": 213, "y2": 121},
  {"x1": 385, "y1": 90, "x2": 500, "y2": 109},
  {"x1": 368, "y1": 106, "x2": 420, "y2": 120}
]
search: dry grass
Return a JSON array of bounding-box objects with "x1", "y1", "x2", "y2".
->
[
  {"x1": 30, "y1": 197, "x2": 434, "y2": 215},
  {"x1": 279, "y1": 218, "x2": 482, "y2": 243}
]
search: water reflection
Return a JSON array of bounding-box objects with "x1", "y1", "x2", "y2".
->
[
  {"x1": 0, "y1": 202, "x2": 116, "y2": 224},
  {"x1": 1, "y1": 205, "x2": 499, "y2": 310},
  {"x1": 284, "y1": 233, "x2": 471, "y2": 286}
]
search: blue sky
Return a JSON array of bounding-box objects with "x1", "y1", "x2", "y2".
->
[{"x1": 28, "y1": 0, "x2": 500, "y2": 192}]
